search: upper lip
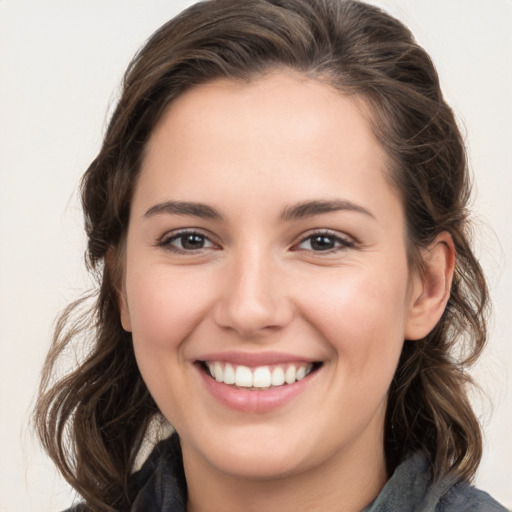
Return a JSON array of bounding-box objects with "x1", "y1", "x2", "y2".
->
[{"x1": 196, "y1": 351, "x2": 319, "y2": 367}]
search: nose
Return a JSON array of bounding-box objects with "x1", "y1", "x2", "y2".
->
[{"x1": 212, "y1": 244, "x2": 293, "y2": 338}]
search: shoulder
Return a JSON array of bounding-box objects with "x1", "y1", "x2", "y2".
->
[
  {"x1": 60, "y1": 434, "x2": 186, "y2": 512},
  {"x1": 128, "y1": 433, "x2": 187, "y2": 511},
  {"x1": 438, "y1": 480, "x2": 509, "y2": 512},
  {"x1": 363, "y1": 452, "x2": 508, "y2": 512}
]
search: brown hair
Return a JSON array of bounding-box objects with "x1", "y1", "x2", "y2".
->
[{"x1": 34, "y1": 0, "x2": 489, "y2": 510}]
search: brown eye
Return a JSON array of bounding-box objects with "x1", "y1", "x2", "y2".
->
[
  {"x1": 310, "y1": 235, "x2": 336, "y2": 251},
  {"x1": 159, "y1": 230, "x2": 216, "y2": 253},
  {"x1": 180, "y1": 233, "x2": 207, "y2": 250},
  {"x1": 294, "y1": 231, "x2": 354, "y2": 253}
]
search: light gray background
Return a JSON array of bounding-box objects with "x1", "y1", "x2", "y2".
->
[{"x1": 0, "y1": 1, "x2": 510, "y2": 510}]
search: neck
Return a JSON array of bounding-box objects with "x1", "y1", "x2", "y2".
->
[{"x1": 183, "y1": 432, "x2": 387, "y2": 512}]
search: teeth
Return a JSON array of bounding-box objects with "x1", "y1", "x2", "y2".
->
[
  {"x1": 235, "y1": 365, "x2": 253, "y2": 387},
  {"x1": 223, "y1": 363, "x2": 236, "y2": 385},
  {"x1": 214, "y1": 362, "x2": 223, "y2": 382},
  {"x1": 271, "y1": 366, "x2": 285, "y2": 386},
  {"x1": 206, "y1": 362, "x2": 314, "y2": 389},
  {"x1": 253, "y1": 366, "x2": 271, "y2": 388},
  {"x1": 285, "y1": 365, "x2": 296, "y2": 384},
  {"x1": 296, "y1": 366, "x2": 307, "y2": 381}
]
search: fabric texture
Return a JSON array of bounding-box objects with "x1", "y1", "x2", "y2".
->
[
  {"x1": 361, "y1": 451, "x2": 508, "y2": 512},
  {"x1": 64, "y1": 433, "x2": 508, "y2": 511}
]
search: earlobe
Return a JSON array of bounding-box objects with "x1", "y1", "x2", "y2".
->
[
  {"x1": 119, "y1": 292, "x2": 132, "y2": 332},
  {"x1": 106, "y1": 247, "x2": 132, "y2": 332},
  {"x1": 405, "y1": 232, "x2": 455, "y2": 340}
]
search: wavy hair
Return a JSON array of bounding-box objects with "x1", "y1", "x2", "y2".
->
[{"x1": 34, "y1": 0, "x2": 489, "y2": 510}]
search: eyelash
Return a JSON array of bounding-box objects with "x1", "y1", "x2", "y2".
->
[
  {"x1": 293, "y1": 230, "x2": 356, "y2": 254},
  {"x1": 157, "y1": 230, "x2": 217, "y2": 254},
  {"x1": 157, "y1": 229, "x2": 355, "y2": 255}
]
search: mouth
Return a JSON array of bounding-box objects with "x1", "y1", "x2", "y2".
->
[{"x1": 198, "y1": 361, "x2": 323, "y2": 390}]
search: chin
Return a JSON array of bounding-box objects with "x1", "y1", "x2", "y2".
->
[
  {"x1": 210, "y1": 447, "x2": 306, "y2": 481},
  {"x1": 182, "y1": 424, "x2": 314, "y2": 481}
]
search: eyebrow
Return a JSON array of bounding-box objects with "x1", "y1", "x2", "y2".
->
[
  {"x1": 143, "y1": 198, "x2": 374, "y2": 222},
  {"x1": 144, "y1": 201, "x2": 223, "y2": 220},
  {"x1": 280, "y1": 199, "x2": 375, "y2": 221}
]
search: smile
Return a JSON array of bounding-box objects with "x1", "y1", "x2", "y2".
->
[
  {"x1": 196, "y1": 353, "x2": 323, "y2": 413},
  {"x1": 205, "y1": 362, "x2": 315, "y2": 389}
]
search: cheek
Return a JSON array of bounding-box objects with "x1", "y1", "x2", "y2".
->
[
  {"x1": 297, "y1": 260, "x2": 410, "y2": 376},
  {"x1": 125, "y1": 265, "x2": 214, "y2": 356},
  {"x1": 124, "y1": 264, "x2": 219, "y2": 429}
]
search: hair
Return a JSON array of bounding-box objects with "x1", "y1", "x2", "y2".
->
[{"x1": 34, "y1": 0, "x2": 489, "y2": 510}]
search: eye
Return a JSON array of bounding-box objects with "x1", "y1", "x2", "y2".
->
[
  {"x1": 293, "y1": 231, "x2": 355, "y2": 253},
  {"x1": 158, "y1": 230, "x2": 217, "y2": 253}
]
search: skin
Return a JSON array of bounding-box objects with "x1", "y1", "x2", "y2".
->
[{"x1": 119, "y1": 71, "x2": 454, "y2": 512}]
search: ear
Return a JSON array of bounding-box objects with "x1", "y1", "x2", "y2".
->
[
  {"x1": 118, "y1": 288, "x2": 132, "y2": 332},
  {"x1": 405, "y1": 232, "x2": 455, "y2": 340},
  {"x1": 106, "y1": 247, "x2": 132, "y2": 332}
]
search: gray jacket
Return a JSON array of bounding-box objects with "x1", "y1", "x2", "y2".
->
[{"x1": 362, "y1": 452, "x2": 508, "y2": 512}]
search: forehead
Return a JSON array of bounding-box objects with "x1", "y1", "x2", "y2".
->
[
  {"x1": 150, "y1": 71, "x2": 379, "y2": 156},
  {"x1": 135, "y1": 71, "x2": 401, "y2": 222}
]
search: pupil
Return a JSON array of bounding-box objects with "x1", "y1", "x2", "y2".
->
[
  {"x1": 182, "y1": 234, "x2": 204, "y2": 249},
  {"x1": 312, "y1": 235, "x2": 334, "y2": 251}
]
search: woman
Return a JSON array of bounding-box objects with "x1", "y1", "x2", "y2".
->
[{"x1": 34, "y1": 0, "x2": 508, "y2": 510}]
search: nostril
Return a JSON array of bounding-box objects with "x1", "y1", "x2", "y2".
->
[{"x1": 212, "y1": 297, "x2": 294, "y2": 338}]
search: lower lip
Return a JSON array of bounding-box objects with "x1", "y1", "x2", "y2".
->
[{"x1": 198, "y1": 366, "x2": 318, "y2": 413}]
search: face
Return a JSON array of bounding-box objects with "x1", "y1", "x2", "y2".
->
[{"x1": 119, "y1": 72, "x2": 424, "y2": 482}]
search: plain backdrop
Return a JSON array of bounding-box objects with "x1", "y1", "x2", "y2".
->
[{"x1": 0, "y1": 1, "x2": 511, "y2": 511}]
